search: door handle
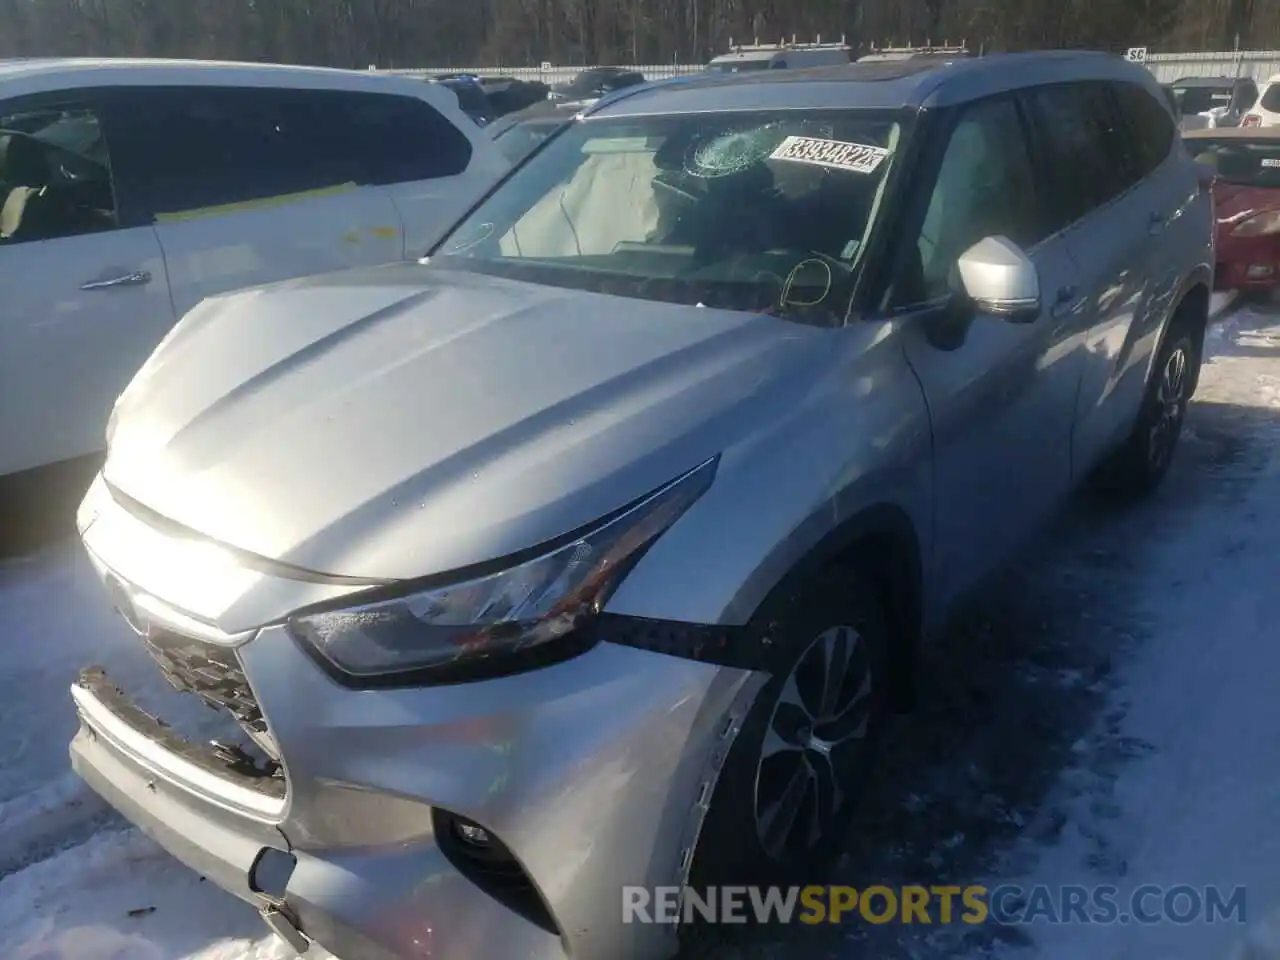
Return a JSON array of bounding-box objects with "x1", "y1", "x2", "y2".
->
[
  {"x1": 81, "y1": 270, "x2": 151, "y2": 291},
  {"x1": 1148, "y1": 211, "x2": 1166, "y2": 235},
  {"x1": 1051, "y1": 284, "x2": 1080, "y2": 318}
]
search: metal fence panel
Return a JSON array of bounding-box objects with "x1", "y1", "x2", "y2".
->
[
  {"x1": 1146, "y1": 51, "x2": 1280, "y2": 83},
  {"x1": 381, "y1": 52, "x2": 1280, "y2": 87}
]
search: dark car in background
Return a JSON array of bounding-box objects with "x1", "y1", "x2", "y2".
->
[
  {"x1": 480, "y1": 76, "x2": 552, "y2": 116},
  {"x1": 436, "y1": 75, "x2": 494, "y2": 126},
  {"x1": 1167, "y1": 75, "x2": 1259, "y2": 130},
  {"x1": 547, "y1": 66, "x2": 646, "y2": 103},
  {"x1": 1184, "y1": 126, "x2": 1280, "y2": 292}
]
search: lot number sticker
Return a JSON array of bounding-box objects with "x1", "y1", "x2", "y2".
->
[{"x1": 769, "y1": 136, "x2": 889, "y2": 174}]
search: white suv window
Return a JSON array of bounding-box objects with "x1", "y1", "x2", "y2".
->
[
  {"x1": 103, "y1": 86, "x2": 475, "y2": 222},
  {"x1": 0, "y1": 102, "x2": 119, "y2": 244}
]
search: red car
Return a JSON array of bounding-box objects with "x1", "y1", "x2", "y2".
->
[{"x1": 1184, "y1": 127, "x2": 1280, "y2": 292}]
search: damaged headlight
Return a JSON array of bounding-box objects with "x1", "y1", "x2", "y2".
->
[{"x1": 288, "y1": 456, "x2": 718, "y2": 683}]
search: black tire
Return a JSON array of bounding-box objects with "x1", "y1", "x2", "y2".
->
[
  {"x1": 683, "y1": 567, "x2": 893, "y2": 924},
  {"x1": 1095, "y1": 324, "x2": 1198, "y2": 500}
]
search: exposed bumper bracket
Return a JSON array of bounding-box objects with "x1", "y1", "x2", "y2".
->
[
  {"x1": 73, "y1": 666, "x2": 286, "y2": 816},
  {"x1": 260, "y1": 901, "x2": 311, "y2": 954}
]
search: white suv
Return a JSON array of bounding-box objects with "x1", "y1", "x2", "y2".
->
[
  {"x1": 0, "y1": 59, "x2": 508, "y2": 477},
  {"x1": 1242, "y1": 73, "x2": 1280, "y2": 127}
]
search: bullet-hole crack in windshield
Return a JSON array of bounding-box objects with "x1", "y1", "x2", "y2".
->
[{"x1": 430, "y1": 109, "x2": 903, "y2": 326}]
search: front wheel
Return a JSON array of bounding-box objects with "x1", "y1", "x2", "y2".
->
[{"x1": 684, "y1": 568, "x2": 892, "y2": 910}]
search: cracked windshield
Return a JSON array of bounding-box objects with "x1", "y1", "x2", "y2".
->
[{"x1": 430, "y1": 111, "x2": 900, "y2": 324}]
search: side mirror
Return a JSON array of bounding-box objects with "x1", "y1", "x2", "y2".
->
[{"x1": 950, "y1": 235, "x2": 1040, "y2": 323}]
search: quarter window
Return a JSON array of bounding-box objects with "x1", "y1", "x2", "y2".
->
[
  {"x1": 344, "y1": 91, "x2": 473, "y2": 183},
  {"x1": 0, "y1": 102, "x2": 119, "y2": 244},
  {"x1": 902, "y1": 97, "x2": 1044, "y2": 304}
]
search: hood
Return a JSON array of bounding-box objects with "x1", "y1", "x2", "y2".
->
[
  {"x1": 1213, "y1": 181, "x2": 1280, "y2": 232},
  {"x1": 105, "y1": 265, "x2": 827, "y2": 581}
]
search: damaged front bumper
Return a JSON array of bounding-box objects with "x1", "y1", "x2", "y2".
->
[
  {"x1": 71, "y1": 470, "x2": 761, "y2": 960},
  {"x1": 70, "y1": 667, "x2": 569, "y2": 960}
]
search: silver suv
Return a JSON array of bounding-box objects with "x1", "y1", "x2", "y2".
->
[{"x1": 71, "y1": 52, "x2": 1212, "y2": 960}]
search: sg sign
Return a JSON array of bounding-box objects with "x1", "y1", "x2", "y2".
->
[{"x1": 1126, "y1": 47, "x2": 1148, "y2": 63}]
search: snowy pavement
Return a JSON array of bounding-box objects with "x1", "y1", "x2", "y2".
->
[{"x1": 2, "y1": 295, "x2": 1279, "y2": 960}]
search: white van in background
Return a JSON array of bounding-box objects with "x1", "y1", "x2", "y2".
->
[
  {"x1": 705, "y1": 38, "x2": 850, "y2": 72},
  {"x1": 1242, "y1": 74, "x2": 1280, "y2": 128},
  {"x1": 0, "y1": 58, "x2": 509, "y2": 477}
]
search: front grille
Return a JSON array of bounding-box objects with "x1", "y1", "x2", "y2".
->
[{"x1": 141, "y1": 628, "x2": 267, "y2": 736}]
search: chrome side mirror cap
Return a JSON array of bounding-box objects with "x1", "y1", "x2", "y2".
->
[{"x1": 951, "y1": 235, "x2": 1041, "y2": 323}]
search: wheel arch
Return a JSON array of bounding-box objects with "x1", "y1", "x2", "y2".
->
[
  {"x1": 1166, "y1": 270, "x2": 1212, "y2": 396},
  {"x1": 742, "y1": 502, "x2": 925, "y2": 711}
]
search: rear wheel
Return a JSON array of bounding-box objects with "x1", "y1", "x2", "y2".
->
[
  {"x1": 684, "y1": 568, "x2": 892, "y2": 920},
  {"x1": 1095, "y1": 325, "x2": 1197, "y2": 499}
]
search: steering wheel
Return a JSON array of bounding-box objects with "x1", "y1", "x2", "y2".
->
[{"x1": 653, "y1": 174, "x2": 700, "y2": 205}]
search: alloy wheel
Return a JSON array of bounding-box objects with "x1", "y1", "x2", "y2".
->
[
  {"x1": 753, "y1": 625, "x2": 873, "y2": 860},
  {"x1": 1148, "y1": 344, "x2": 1189, "y2": 471}
]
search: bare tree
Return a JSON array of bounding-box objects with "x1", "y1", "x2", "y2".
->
[{"x1": 1, "y1": 0, "x2": 1276, "y2": 68}]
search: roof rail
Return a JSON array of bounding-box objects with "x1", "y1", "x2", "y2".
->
[
  {"x1": 861, "y1": 40, "x2": 970, "y2": 57},
  {"x1": 724, "y1": 34, "x2": 849, "y2": 53}
]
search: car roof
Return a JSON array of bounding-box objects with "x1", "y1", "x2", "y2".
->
[
  {"x1": 1183, "y1": 126, "x2": 1280, "y2": 140},
  {"x1": 588, "y1": 50, "x2": 1158, "y2": 117},
  {"x1": 0, "y1": 57, "x2": 435, "y2": 97}
]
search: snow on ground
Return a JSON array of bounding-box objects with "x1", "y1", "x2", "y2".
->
[
  {"x1": 0, "y1": 293, "x2": 1277, "y2": 960},
  {"x1": 976, "y1": 299, "x2": 1280, "y2": 960}
]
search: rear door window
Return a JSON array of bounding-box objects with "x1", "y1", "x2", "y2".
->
[
  {"x1": 1023, "y1": 82, "x2": 1134, "y2": 233},
  {"x1": 106, "y1": 86, "x2": 365, "y2": 220},
  {"x1": 106, "y1": 86, "x2": 473, "y2": 222}
]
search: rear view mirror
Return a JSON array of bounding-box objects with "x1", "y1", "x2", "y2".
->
[{"x1": 951, "y1": 235, "x2": 1040, "y2": 323}]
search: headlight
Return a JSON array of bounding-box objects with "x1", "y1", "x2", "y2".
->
[
  {"x1": 289, "y1": 456, "x2": 718, "y2": 683},
  {"x1": 1231, "y1": 209, "x2": 1280, "y2": 236}
]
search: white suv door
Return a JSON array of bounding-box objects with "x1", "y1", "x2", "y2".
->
[
  {"x1": 0, "y1": 96, "x2": 175, "y2": 476},
  {"x1": 101, "y1": 85, "x2": 407, "y2": 318}
]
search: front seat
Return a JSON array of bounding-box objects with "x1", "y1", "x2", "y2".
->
[{"x1": 0, "y1": 134, "x2": 51, "y2": 240}]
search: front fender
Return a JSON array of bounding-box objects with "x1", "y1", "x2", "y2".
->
[{"x1": 605, "y1": 318, "x2": 933, "y2": 629}]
